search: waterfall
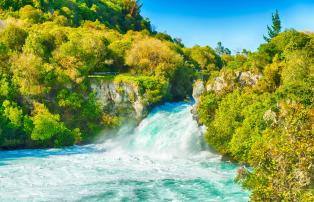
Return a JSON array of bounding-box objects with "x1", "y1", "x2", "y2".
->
[
  {"x1": 0, "y1": 102, "x2": 249, "y2": 202},
  {"x1": 99, "y1": 102, "x2": 205, "y2": 158}
]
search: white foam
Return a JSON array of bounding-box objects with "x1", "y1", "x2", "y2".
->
[{"x1": 0, "y1": 102, "x2": 249, "y2": 202}]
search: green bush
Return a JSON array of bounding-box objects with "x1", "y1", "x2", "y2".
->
[
  {"x1": 0, "y1": 25, "x2": 28, "y2": 51},
  {"x1": 197, "y1": 30, "x2": 314, "y2": 201}
]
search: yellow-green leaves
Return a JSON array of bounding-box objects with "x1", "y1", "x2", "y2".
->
[
  {"x1": 31, "y1": 102, "x2": 62, "y2": 141},
  {"x1": 11, "y1": 53, "x2": 46, "y2": 96},
  {"x1": 0, "y1": 78, "x2": 9, "y2": 97},
  {"x1": 31, "y1": 102, "x2": 77, "y2": 147},
  {"x1": 53, "y1": 30, "x2": 110, "y2": 83},
  {"x1": 19, "y1": 5, "x2": 44, "y2": 24},
  {"x1": 2, "y1": 100, "x2": 23, "y2": 128},
  {"x1": 197, "y1": 30, "x2": 314, "y2": 201},
  {"x1": 126, "y1": 37, "x2": 183, "y2": 79},
  {"x1": 185, "y1": 45, "x2": 221, "y2": 71},
  {"x1": 0, "y1": 24, "x2": 27, "y2": 51}
]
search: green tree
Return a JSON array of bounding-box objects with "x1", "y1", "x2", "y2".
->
[
  {"x1": 0, "y1": 0, "x2": 33, "y2": 11},
  {"x1": 0, "y1": 100, "x2": 30, "y2": 148},
  {"x1": 170, "y1": 66, "x2": 194, "y2": 100},
  {"x1": 215, "y1": 42, "x2": 231, "y2": 55},
  {"x1": 19, "y1": 5, "x2": 44, "y2": 23},
  {"x1": 11, "y1": 53, "x2": 47, "y2": 96},
  {"x1": 0, "y1": 43, "x2": 10, "y2": 74},
  {"x1": 185, "y1": 45, "x2": 222, "y2": 71},
  {"x1": 53, "y1": 31, "x2": 111, "y2": 83},
  {"x1": 264, "y1": 10, "x2": 282, "y2": 42},
  {"x1": 240, "y1": 103, "x2": 314, "y2": 201},
  {"x1": 23, "y1": 31, "x2": 55, "y2": 59},
  {"x1": 31, "y1": 102, "x2": 77, "y2": 147},
  {"x1": 126, "y1": 37, "x2": 183, "y2": 79},
  {"x1": 0, "y1": 25, "x2": 28, "y2": 51}
]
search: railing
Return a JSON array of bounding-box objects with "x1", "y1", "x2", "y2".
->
[
  {"x1": 88, "y1": 72, "x2": 120, "y2": 78},
  {"x1": 89, "y1": 71, "x2": 210, "y2": 80},
  {"x1": 90, "y1": 72, "x2": 119, "y2": 76}
]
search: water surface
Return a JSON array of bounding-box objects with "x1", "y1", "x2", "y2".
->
[{"x1": 0, "y1": 102, "x2": 249, "y2": 202}]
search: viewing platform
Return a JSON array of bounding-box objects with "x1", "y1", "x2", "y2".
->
[{"x1": 88, "y1": 72, "x2": 120, "y2": 78}]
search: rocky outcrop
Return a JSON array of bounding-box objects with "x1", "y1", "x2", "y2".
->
[
  {"x1": 0, "y1": 20, "x2": 5, "y2": 28},
  {"x1": 238, "y1": 71, "x2": 262, "y2": 87},
  {"x1": 206, "y1": 71, "x2": 262, "y2": 92},
  {"x1": 191, "y1": 80, "x2": 205, "y2": 120},
  {"x1": 206, "y1": 76, "x2": 228, "y2": 92},
  {"x1": 91, "y1": 80, "x2": 147, "y2": 121},
  {"x1": 192, "y1": 71, "x2": 262, "y2": 122},
  {"x1": 192, "y1": 80, "x2": 205, "y2": 104},
  {"x1": 91, "y1": 75, "x2": 168, "y2": 123}
]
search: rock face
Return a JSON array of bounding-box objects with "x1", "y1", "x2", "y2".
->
[
  {"x1": 0, "y1": 20, "x2": 4, "y2": 28},
  {"x1": 192, "y1": 80, "x2": 205, "y2": 104},
  {"x1": 206, "y1": 76, "x2": 228, "y2": 92},
  {"x1": 91, "y1": 80, "x2": 147, "y2": 121},
  {"x1": 191, "y1": 80, "x2": 205, "y2": 120},
  {"x1": 238, "y1": 71, "x2": 262, "y2": 87},
  {"x1": 206, "y1": 71, "x2": 262, "y2": 92},
  {"x1": 192, "y1": 71, "x2": 262, "y2": 122}
]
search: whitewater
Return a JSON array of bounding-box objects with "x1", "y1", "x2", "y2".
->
[{"x1": 0, "y1": 102, "x2": 249, "y2": 202}]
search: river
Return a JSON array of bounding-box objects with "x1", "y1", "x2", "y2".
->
[{"x1": 0, "y1": 102, "x2": 249, "y2": 202}]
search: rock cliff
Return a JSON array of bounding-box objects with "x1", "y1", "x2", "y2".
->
[
  {"x1": 192, "y1": 71, "x2": 262, "y2": 122},
  {"x1": 90, "y1": 75, "x2": 168, "y2": 122},
  {"x1": 91, "y1": 80, "x2": 147, "y2": 121}
]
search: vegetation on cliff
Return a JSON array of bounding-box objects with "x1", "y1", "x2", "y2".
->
[
  {"x1": 1, "y1": 2, "x2": 313, "y2": 201},
  {"x1": 197, "y1": 26, "x2": 314, "y2": 201},
  {"x1": 0, "y1": 1, "x2": 219, "y2": 149}
]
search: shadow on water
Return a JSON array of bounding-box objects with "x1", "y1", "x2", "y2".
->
[
  {"x1": 0, "y1": 101, "x2": 215, "y2": 167},
  {"x1": 0, "y1": 144, "x2": 103, "y2": 166},
  {"x1": 76, "y1": 178, "x2": 237, "y2": 202},
  {"x1": 0, "y1": 102, "x2": 250, "y2": 201},
  {"x1": 0, "y1": 101, "x2": 205, "y2": 167}
]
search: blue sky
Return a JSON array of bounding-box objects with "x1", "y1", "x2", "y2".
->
[{"x1": 141, "y1": 0, "x2": 314, "y2": 51}]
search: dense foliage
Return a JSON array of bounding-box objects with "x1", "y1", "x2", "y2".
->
[
  {"x1": 197, "y1": 30, "x2": 314, "y2": 201},
  {"x1": 0, "y1": 0, "x2": 151, "y2": 32},
  {"x1": 0, "y1": 1, "x2": 216, "y2": 149},
  {"x1": 1, "y1": 2, "x2": 313, "y2": 201}
]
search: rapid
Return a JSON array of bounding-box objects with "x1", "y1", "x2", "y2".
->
[{"x1": 0, "y1": 102, "x2": 249, "y2": 202}]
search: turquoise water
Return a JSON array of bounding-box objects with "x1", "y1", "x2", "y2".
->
[{"x1": 0, "y1": 103, "x2": 249, "y2": 202}]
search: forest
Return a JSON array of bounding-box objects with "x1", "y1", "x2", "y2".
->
[{"x1": 0, "y1": 1, "x2": 313, "y2": 201}]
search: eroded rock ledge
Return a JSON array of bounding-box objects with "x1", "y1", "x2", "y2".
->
[
  {"x1": 91, "y1": 75, "x2": 168, "y2": 123},
  {"x1": 91, "y1": 80, "x2": 146, "y2": 120}
]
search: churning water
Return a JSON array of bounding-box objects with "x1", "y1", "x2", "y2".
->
[{"x1": 0, "y1": 102, "x2": 249, "y2": 202}]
